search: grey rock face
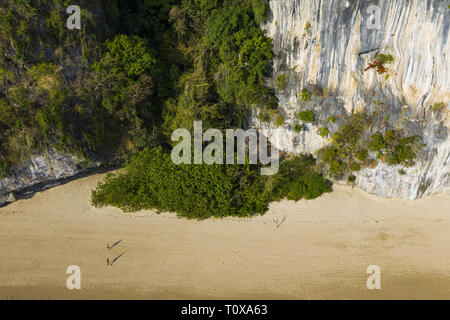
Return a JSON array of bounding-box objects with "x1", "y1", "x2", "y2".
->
[
  {"x1": 6, "y1": 193, "x2": 15, "y2": 203},
  {"x1": 251, "y1": 0, "x2": 449, "y2": 199},
  {"x1": 0, "y1": 149, "x2": 85, "y2": 206}
]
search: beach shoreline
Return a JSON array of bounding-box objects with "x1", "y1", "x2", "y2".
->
[{"x1": 1, "y1": 173, "x2": 449, "y2": 299}]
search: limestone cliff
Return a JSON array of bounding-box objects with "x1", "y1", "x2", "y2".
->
[
  {"x1": 251, "y1": 0, "x2": 449, "y2": 199},
  {"x1": 0, "y1": 149, "x2": 104, "y2": 206}
]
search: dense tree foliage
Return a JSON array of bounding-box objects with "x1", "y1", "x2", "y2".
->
[
  {"x1": 0, "y1": 0, "x2": 276, "y2": 178},
  {"x1": 0, "y1": 0, "x2": 170, "y2": 175},
  {"x1": 162, "y1": 0, "x2": 276, "y2": 135},
  {"x1": 91, "y1": 147, "x2": 332, "y2": 219}
]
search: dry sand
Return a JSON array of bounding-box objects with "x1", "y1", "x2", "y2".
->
[{"x1": 0, "y1": 173, "x2": 449, "y2": 300}]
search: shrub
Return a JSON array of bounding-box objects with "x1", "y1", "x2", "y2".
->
[
  {"x1": 385, "y1": 135, "x2": 420, "y2": 167},
  {"x1": 368, "y1": 132, "x2": 387, "y2": 151},
  {"x1": 376, "y1": 53, "x2": 394, "y2": 65},
  {"x1": 432, "y1": 102, "x2": 445, "y2": 112},
  {"x1": 384, "y1": 130, "x2": 396, "y2": 144},
  {"x1": 316, "y1": 112, "x2": 422, "y2": 177},
  {"x1": 298, "y1": 88, "x2": 311, "y2": 101},
  {"x1": 0, "y1": 98, "x2": 17, "y2": 126},
  {"x1": 294, "y1": 123, "x2": 304, "y2": 133},
  {"x1": 92, "y1": 35, "x2": 155, "y2": 78},
  {"x1": 45, "y1": 9, "x2": 64, "y2": 42},
  {"x1": 275, "y1": 113, "x2": 285, "y2": 127},
  {"x1": 365, "y1": 54, "x2": 394, "y2": 75},
  {"x1": 318, "y1": 127, "x2": 329, "y2": 138},
  {"x1": 330, "y1": 159, "x2": 346, "y2": 177},
  {"x1": 28, "y1": 63, "x2": 58, "y2": 81},
  {"x1": 252, "y1": 0, "x2": 270, "y2": 24},
  {"x1": 275, "y1": 74, "x2": 289, "y2": 91},
  {"x1": 321, "y1": 147, "x2": 338, "y2": 163},
  {"x1": 0, "y1": 67, "x2": 17, "y2": 87},
  {"x1": 327, "y1": 116, "x2": 337, "y2": 124},
  {"x1": 269, "y1": 155, "x2": 332, "y2": 201},
  {"x1": 347, "y1": 175, "x2": 356, "y2": 183},
  {"x1": 297, "y1": 110, "x2": 315, "y2": 122},
  {"x1": 0, "y1": 159, "x2": 10, "y2": 178},
  {"x1": 355, "y1": 149, "x2": 368, "y2": 162},
  {"x1": 389, "y1": 145, "x2": 415, "y2": 166},
  {"x1": 369, "y1": 159, "x2": 379, "y2": 169},
  {"x1": 304, "y1": 21, "x2": 311, "y2": 33}
]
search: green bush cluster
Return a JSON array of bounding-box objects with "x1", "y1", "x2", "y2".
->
[
  {"x1": 432, "y1": 102, "x2": 445, "y2": 112},
  {"x1": 270, "y1": 155, "x2": 332, "y2": 202},
  {"x1": 275, "y1": 74, "x2": 289, "y2": 91},
  {"x1": 318, "y1": 113, "x2": 370, "y2": 177},
  {"x1": 318, "y1": 113, "x2": 422, "y2": 178},
  {"x1": 368, "y1": 132, "x2": 387, "y2": 151},
  {"x1": 92, "y1": 35, "x2": 155, "y2": 77},
  {"x1": 369, "y1": 131, "x2": 420, "y2": 167},
  {"x1": 275, "y1": 113, "x2": 285, "y2": 127},
  {"x1": 297, "y1": 110, "x2": 315, "y2": 122},
  {"x1": 355, "y1": 149, "x2": 368, "y2": 162},
  {"x1": 327, "y1": 116, "x2": 337, "y2": 124},
  {"x1": 294, "y1": 124, "x2": 304, "y2": 133},
  {"x1": 92, "y1": 147, "x2": 332, "y2": 219},
  {"x1": 0, "y1": 159, "x2": 10, "y2": 178},
  {"x1": 376, "y1": 53, "x2": 394, "y2": 65},
  {"x1": 298, "y1": 88, "x2": 311, "y2": 102},
  {"x1": 92, "y1": 147, "x2": 269, "y2": 218},
  {"x1": 318, "y1": 127, "x2": 329, "y2": 138}
]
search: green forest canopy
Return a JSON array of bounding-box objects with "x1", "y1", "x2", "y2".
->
[{"x1": 0, "y1": 0, "x2": 276, "y2": 175}]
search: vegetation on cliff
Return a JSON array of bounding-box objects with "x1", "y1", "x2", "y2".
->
[
  {"x1": 317, "y1": 112, "x2": 422, "y2": 179},
  {"x1": 0, "y1": 0, "x2": 277, "y2": 174}
]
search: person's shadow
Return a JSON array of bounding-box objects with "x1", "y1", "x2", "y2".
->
[
  {"x1": 107, "y1": 253, "x2": 125, "y2": 266},
  {"x1": 107, "y1": 240, "x2": 122, "y2": 250}
]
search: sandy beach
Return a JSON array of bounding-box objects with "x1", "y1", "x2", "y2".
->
[{"x1": 0, "y1": 173, "x2": 449, "y2": 299}]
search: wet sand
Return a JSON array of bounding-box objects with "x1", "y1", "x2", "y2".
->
[{"x1": 0, "y1": 173, "x2": 449, "y2": 299}]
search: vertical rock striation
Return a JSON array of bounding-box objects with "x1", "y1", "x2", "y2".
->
[{"x1": 251, "y1": 0, "x2": 449, "y2": 199}]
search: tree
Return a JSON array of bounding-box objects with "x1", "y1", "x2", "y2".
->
[{"x1": 93, "y1": 35, "x2": 155, "y2": 78}]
